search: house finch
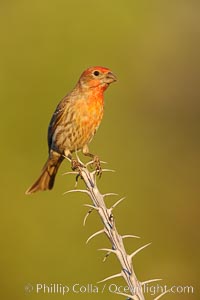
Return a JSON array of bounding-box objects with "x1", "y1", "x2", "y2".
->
[{"x1": 26, "y1": 66, "x2": 117, "y2": 194}]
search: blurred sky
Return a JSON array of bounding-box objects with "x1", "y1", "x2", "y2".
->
[{"x1": 0, "y1": 1, "x2": 199, "y2": 300}]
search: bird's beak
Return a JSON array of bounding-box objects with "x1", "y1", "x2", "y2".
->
[{"x1": 105, "y1": 72, "x2": 117, "y2": 84}]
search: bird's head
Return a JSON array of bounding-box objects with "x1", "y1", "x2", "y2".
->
[{"x1": 78, "y1": 66, "x2": 117, "y2": 92}]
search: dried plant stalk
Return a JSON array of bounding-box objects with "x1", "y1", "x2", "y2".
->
[{"x1": 64, "y1": 161, "x2": 167, "y2": 300}]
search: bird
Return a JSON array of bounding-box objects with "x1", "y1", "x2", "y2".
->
[{"x1": 25, "y1": 66, "x2": 117, "y2": 194}]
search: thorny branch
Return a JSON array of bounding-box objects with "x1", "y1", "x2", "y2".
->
[{"x1": 64, "y1": 160, "x2": 168, "y2": 300}]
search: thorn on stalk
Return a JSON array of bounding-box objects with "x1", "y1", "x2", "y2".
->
[
  {"x1": 102, "y1": 251, "x2": 111, "y2": 262},
  {"x1": 99, "y1": 160, "x2": 107, "y2": 164},
  {"x1": 75, "y1": 150, "x2": 85, "y2": 166},
  {"x1": 86, "y1": 229, "x2": 105, "y2": 244},
  {"x1": 114, "y1": 291, "x2": 137, "y2": 300},
  {"x1": 129, "y1": 243, "x2": 152, "y2": 260},
  {"x1": 98, "y1": 248, "x2": 116, "y2": 254},
  {"x1": 154, "y1": 289, "x2": 170, "y2": 300},
  {"x1": 83, "y1": 208, "x2": 94, "y2": 226},
  {"x1": 122, "y1": 234, "x2": 141, "y2": 239},
  {"x1": 141, "y1": 278, "x2": 162, "y2": 286},
  {"x1": 74, "y1": 173, "x2": 81, "y2": 188},
  {"x1": 62, "y1": 171, "x2": 79, "y2": 176},
  {"x1": 110, "y1": 197, "x2": 126, "y2": 210},
  {"x1": 101, "y1": 169, "x2": 115, "y2": 173},
  {"x1": 62, "y1": 154, "x2": 72, "y2": 163},
  {"x1": 63, "y1": 189, "x2": 90, "y2": 196},
  {"x1": 97, "y1": 272, "x2": 122, "y2": 283},
  {"x1": 85, "y1": 160, "x2": 94, "y2": 168},
  {"x1": 83, "y1": 204, "x2": 99, "y2": 226},
  {"x1": 103, "y1": 193, "x2": 118, "y2": 198},
  {"x1": 83, "y1": 204, "x2": 97, "y2": 209}
]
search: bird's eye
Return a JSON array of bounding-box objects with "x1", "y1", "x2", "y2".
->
[{"x1": 93, "y1": 70, "x2": 100, "y2": 76}]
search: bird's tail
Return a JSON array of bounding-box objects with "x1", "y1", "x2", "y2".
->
[{"x1": 25, "y1": 151, "x2": 64, "y2": 194}]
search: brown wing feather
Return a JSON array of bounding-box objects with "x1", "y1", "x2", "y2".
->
[{"x1": 48, "y1": 97, "x2": 70, "y2": 152}]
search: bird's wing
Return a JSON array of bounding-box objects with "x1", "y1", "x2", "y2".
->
[{"x1": 47, "y1": 96, "x2": 70, "y2": 152}]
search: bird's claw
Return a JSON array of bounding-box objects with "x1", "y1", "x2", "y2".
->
[
  {"x1": 93, "y1": 156, "x2": 102, "y2": 177},
  {"x1": 71, "y1": 159, "x2": 84, "y2": 171}
]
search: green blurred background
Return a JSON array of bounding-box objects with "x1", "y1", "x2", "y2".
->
[{"x1": 1, "y1": 1, "x2": 199, "y2": 299}]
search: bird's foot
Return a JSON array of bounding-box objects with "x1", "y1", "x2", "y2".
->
[
  {"x1": 71, "y1": 159, "x2": 84, "y2": 171},
  {"x1": 93, "y1": 155, "x2": 102, "y2": 177}
]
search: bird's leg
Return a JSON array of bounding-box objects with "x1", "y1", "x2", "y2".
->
[
  {"x1": 63, "y1": 150, "x2": 85, "y2": 186},
  {"x1": 82, "y1": 145, "x2": 102, "y2": 176}
]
